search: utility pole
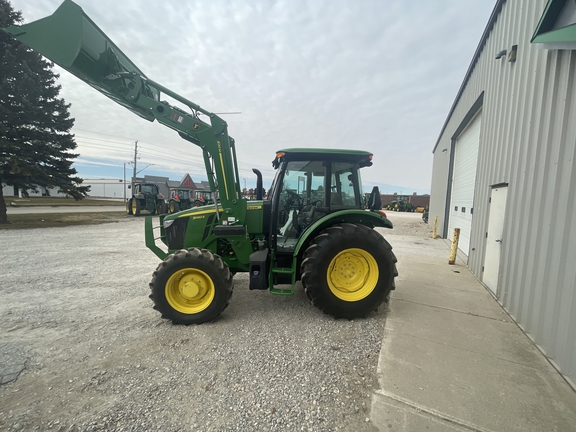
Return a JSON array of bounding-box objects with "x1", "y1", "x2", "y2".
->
[
  {"x1": 123, "y1": 161, "x2": 133, "y2": 202},
  {"x1": 132, "y1": 140, "x2": 138, "y2": 182}
]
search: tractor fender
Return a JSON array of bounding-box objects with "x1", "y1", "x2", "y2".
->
[{"x1": 293, "y1": 210, "x2": 393, "y2": 258}]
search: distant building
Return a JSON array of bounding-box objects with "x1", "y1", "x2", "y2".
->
[
  {"x1": 2, "y1": 173, "x2": 211, "y2": 201},
  {"x1": 1, "y1": 183, "x2": 67, "y2": 198},
  {"x1": 83, "y1": 179, "x2": 126, "y2": 199},
  {"x1": 429, "y1": 0, "x2": 576, "y2": 387}
]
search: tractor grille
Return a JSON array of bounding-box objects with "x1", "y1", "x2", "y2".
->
[{"x1": 165, "y1": 217, "x2": 188, "y2": 250}]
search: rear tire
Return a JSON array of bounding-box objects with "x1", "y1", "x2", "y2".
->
[
  {"x1": 301, "y1": 223, "x2": 397, "y2": 319},
  {"x1": 149, "y1": 248, "x2": 233, "y2": 324},
  {"x1": 132, "y1": 198, "x2": 141, "y2": 216}
]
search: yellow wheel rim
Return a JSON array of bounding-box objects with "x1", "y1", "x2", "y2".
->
[
  {"x1": 327, "y1": 248, "x2": 378, "y2": 302},
  {"x1": 165, "y1": 268, "x2": 215, "y2": 314},
  {"x1": 132, "y1": 200, "x2": 138, "y2": 213}
]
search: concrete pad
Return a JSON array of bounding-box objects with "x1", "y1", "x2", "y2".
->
[
  {"x1": 371, "y1": 234, "x2": 576, "y2": 432},
  {"x1": 375, "y1": 330, "x2": 576, "y2": 431},
  {"x1": 371, "y1": 391, "x2": 473, "y2": 432},
  {"x1": 393, "y1": 279, "x2": 507, "y2": 321},
  {"x1": 394, "y1": 264, "x2": 505, "y2": 318},
  {"x1": 396, "y1": 261, "x2": 484, "y2": 291},
  {"x1": 386, "y1": 301, "x2": 541, "y2": 368}
]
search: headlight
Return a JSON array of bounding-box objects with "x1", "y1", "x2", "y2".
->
[{"x1": 163, "y1": 219, "x2": 175, "y2": 229}]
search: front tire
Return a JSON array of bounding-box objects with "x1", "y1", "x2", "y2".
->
[
  {"x1": 169, "y1": 201, "x2": 180, "y2": 214},
  {"x1": 149, "y1": 248, "x2": 233, "y2": 324},
  {"x1": 156, "y1": 201, "x2": 165, "y2": 215},
  {"x1": 126, "y1": 199, "x2": 133, "y2": 215},
  {"x1": 301, "y1": 223, "x2": 397, "y2": 319}
]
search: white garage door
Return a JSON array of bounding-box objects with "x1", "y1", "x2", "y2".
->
[{"x1": 449, "y1": 111, "x2": 481, "y2": 256}]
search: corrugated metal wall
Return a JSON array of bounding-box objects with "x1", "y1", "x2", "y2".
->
[{"x1": 429, "y1": 0, "x2": 576, "y2": 386}]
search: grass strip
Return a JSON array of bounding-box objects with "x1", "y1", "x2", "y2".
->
[
  {"x1": 0, "y1": 212, "x2": 127, "y2": 229},
  {"x1": 7, "y1": 197, "x2": 125, "y2": 207}
]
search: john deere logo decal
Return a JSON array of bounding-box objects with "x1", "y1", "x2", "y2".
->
[{"x1": 193, "y1": 123, "x2": 200, "y2": 130}]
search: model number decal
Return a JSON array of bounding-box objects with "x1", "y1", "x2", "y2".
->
[{"x1": 171, "y1": 113, "x2": 184, "y2": 123}]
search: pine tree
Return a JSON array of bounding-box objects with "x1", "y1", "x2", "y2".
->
[{"x1": 0, "y1": 0, "x2": 89, "y2": 224}]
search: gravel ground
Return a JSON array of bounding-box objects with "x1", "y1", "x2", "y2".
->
[
  {"x1": 0, "y1": 212, "x2": 430, "y2": 431},
  {"x1": 383, "y1": 211, "x2": 432, "y2": 238}
]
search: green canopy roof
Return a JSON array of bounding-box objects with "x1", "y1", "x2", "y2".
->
[{"x1": 531, "y1": 0, "x2": 576, "y2": 48}]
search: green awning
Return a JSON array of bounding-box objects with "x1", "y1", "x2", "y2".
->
[{"x1": 531, "y1": 0, "x2": 576, "y2": 48}]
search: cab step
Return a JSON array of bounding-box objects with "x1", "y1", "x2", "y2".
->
[{"x1": 270, "y1": 267, "x2": 296, "y2": 295}]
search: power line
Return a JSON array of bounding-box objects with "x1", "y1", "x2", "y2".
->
[
  {"x1": 74, "y1": 134, "x2": 134, "y2": 147},
  {"x1": 76, "y1": 142, "x2": 128, "y2": 152},
  {"x1": 73, "y1": 127, "x2": 138, "y2": 141},
  {"x1": 138, "y1": 148, "x2": 202, "y2": 162},
  {"x1": 75, "y1": 142, "x2": 203, "y2": 168},
  {"x1": 71, "y1": 128, "x2": 212, "y2": 177},
  {"x1": 73, "y1": 127, "x2": 185, "y2": 150},
  {"x1": 137, "y1": 152, "x2": 197, "y2": 163}
]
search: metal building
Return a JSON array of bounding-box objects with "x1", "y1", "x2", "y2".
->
[{"x1": 429, "y1": 0, "x2": 576, "y2": 388}]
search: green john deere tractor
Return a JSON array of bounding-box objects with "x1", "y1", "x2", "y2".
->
[
  {"x1": 4, "y1": 0, "x2": 398, "y2": 324},
  {"x1": 126, "y1": 183, "x2": 166, "y2": 216},
  {"x1": 386, "y1": 195, "x2": 414, "y2": 212},
  {"x1": 193, "y1": 190, "x2": 215, "y2": 206},
  {"x1": 167, "y1": 189, "x2": 194, "y2": 214}
]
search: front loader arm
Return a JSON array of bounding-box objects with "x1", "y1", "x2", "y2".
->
[
  {"x1": 112, "y1": 72, "x2": 242, "y2": 204},
  {"x1": 3, "y1": 0, "x2": 242, "y2": 206}
]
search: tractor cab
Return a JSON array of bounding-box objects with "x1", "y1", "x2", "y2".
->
[
  {"x1": 193, "y1": 190, "x2": 214, "y2": 206},
  {"x1": 171, "y1": 189, "x2": 191, "y2": 201},
  {"x1": 167, "y1": 189, "x2": 194, "y2": 213},
  {"x1": 270, "y1": 150, "x2": 369, "y2": 250},
  {"x1": 135, "y1": 184, "x2": 160, "y2": 196},
  {"x1": 265, "y1": 149, "x2": 387, "y2": 288}
]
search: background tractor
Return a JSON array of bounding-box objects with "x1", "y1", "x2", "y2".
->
[
  {"x1": 5, "y1": 0, "x2": 398, "y2": 325},
  {"x1": 126, "y1": 183, "x2": 166, "y2": 216},
  {"x1": 386, "y1": 195, "x2": 415, "y2": 212},
  {"x1": 193, "y1": 190, "x2": 215, "y2": 206},
  {"x1": 167, "y1": 189, "x2": 194, "y2": 214}
]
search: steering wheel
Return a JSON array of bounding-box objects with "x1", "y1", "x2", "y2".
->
[{"x1": 283, "y1": 190, "x2": 303, "y2": 210}]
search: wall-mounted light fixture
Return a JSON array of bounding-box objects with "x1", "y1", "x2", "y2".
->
[
  {"x1": 442, "y1": 148, "x2": 448, "y2": 153},
  {"x1": 495, "y1": 49, "x2": 507, "y2": 59}
]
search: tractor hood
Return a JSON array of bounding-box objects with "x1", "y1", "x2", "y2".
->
[{"x1": 163, "y1": 204, "x2": 222, "y2": 226}]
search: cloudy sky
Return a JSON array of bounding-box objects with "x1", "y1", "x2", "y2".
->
[{"x1": 9, "y1": 0, "x2": 495, "y2": 194}]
